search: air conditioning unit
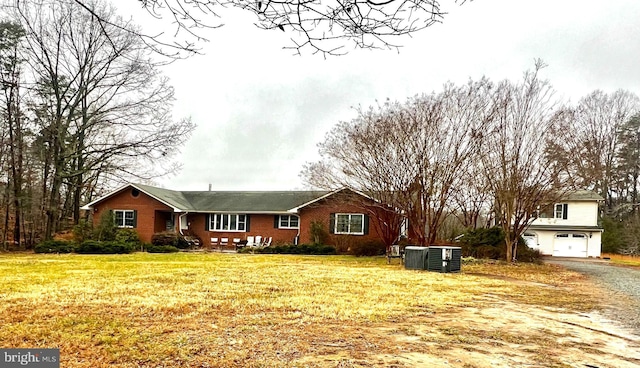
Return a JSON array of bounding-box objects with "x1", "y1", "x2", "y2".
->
[
  {"x1": 427, "y1": 246, "x2": 461, "y2": 273},
  {"x1": 404, "y1": 246, "x2": 429, "y2": 270}
]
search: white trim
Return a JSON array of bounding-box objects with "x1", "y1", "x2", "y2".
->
[
  {"x1": 81, "y1": 183, "x2": 182, "y2": 212},
  {"x1": 287, "y1": 187, "x2": 377, "y2": 213},
  {"x1": 114, "y1": 209, "x2": 135, "y2": 228},
  {"x1": 200, "y1": 211, "x2": 292, "y2": 214},
  {"x1": 278, "y1": 215, "x2": 300, "y2": 229},
  {"x1": 334, "y1": 213, "x2": 365, "y2": 235},
  {"x1": 209, "y1": 213, "x2": 247, "y2": 232}
]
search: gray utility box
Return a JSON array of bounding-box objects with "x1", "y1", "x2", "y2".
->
[
  {"x1": 404, "y1": 246, "x2": 429, "y2": 270},
  {"x1": 427, "y1": 246, "x2": 462, "y2": 273}
]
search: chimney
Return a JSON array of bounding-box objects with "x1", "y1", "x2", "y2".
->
[{"x1": 208, "y1": 183, "x2": 212, "y2": 191}]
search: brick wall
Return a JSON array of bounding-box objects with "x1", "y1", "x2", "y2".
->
[
  {"x1": 91, "y1": 187, "x2": 388, "y2": 248},
  {"x1": 186, "y1": 213, "x2": 299, "y2": 246},
  {"x1": 92, "y1": 187, "x2": 173, "y2": 243},
  {"x1": 298, "y1": 196, "x2": 383, "y2": 247}
]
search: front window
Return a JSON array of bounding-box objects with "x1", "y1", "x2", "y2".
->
[
  {"x1": 335, "y1": 214, "x2": 364, "y2": 235},
  {"x1": 114, "y1": 210, "x2": 135, "y2": 228},
  {"x1": 279, "y1": 215, "x2": 299, "y2": 229},
  {"x1": 210, "y1": 214, "x2": 246, "y2": 232}
]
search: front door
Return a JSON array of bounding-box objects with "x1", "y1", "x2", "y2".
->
[{"x1": 166, "y1": 214, "x2": 175, "y2": 231}]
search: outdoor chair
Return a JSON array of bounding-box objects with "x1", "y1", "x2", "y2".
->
[
  {"x1": 184, "y1": 236, "x2": 200, "y2": 247},
  {"x1": 246, "y1": 236, "x2": 255, "y2": 247},
  {"x1": 234, "y1": 239, "x2": 248, "y2": 251},
  {"x1": 387, "y1": 244, "x2": 404, "y2": 264},
  {"x1": 262, "y1": 237, "x2": 272, "y2": 247},
  {"x1": 210, "y1": 237, "x2": 219, "y2": 250},
  {"x1": 220, "y1": 237, "x2": 229, "y2": 250},
  {"x1": 255, "y1": 236, "x2": 263, "y2": 247}
]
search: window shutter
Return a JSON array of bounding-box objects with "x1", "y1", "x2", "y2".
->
[
  {"x1": 329, "y1": 213, "x2": 335, "y2": 234},
  {"x1": 274, "y1": 215, "x2": 279, "y2": 228},
  {"x1": 363, "y1": 215, "x2": 369, "y2": 235},
  {"x1": 133, "y1": 210, "x2": 138, "y2": 228},
  {"x1": 246, "y1": 215, "x2": 251, "y2": 231},
  {"x1": 563, "y1": 204, "x2": 568, "y2": 220},
  {"x1": 205, "y1": 214, "x2": 210, "y2": 231}
]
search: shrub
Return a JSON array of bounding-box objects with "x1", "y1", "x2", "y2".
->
[
  {"x1": 115, "y1": 229, "x2": 141, "y2": 245},
  {"x1": 76, "y1": 240, "x2": 134, "y2": 254},
  {"x1": 600, "y1": 215, "x2": 628, "y2": 254},
  {"x1": 72, "y1": 220, "x2": 93, "y2": 243},
  {"x1": 516, "y1": 244, "x2": 543, "y2": 263},
  {"x1": 459, "y1": 227, "x2": 504, "y2": 259},
  {"x1": 247, "y1": 244, "x2": 337, "y2": 255},
  {"x1": 349, "y1": 240, "x2": 385, "y2": 257},
  {"x1": 472, "y1": 244, "x2": 500, "y2": 259},
  {"x1": 34, "y1": 240, "x2": 75, "y2": 254},
  {"x1": 309, "y1": 221, "x2": 330, "y2": 245},
  {"x1": 146, "y1": 244, "x2": 180, "y2": 253},
  {"x1": 332, "y1": 236, "x2": 355, "y2": 254},
  {"x1": 151, "y1": 232, "x2": 191, "y2": 249},
  {"x1": 94, "y1": 210, "x2": 117, "y2": 241}
]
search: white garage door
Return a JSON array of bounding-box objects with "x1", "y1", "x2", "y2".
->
[
  {"x1": 523, "y1": 232, "x2": 539, "y2": 250},
  {"x1": 553, "y1": 233, "x2": 587, "y2": 257}
]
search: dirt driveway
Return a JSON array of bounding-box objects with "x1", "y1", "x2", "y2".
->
[
  {"x1": 302, "y1": 270, "x2": 640, "y2": 367},
  {"x1": 338, "y1": 261, "x2": 640, "y2": 368},
  {"x1": 546, "y1": 258, "x2": 640, "y2": 334}
]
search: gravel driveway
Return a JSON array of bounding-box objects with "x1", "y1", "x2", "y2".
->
[{"x1": 545, "y1": 258, "x2": 640, "y2": 334}]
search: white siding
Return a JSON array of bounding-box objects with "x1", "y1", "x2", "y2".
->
[
  {"x1": 526, "y1": 230, "x2": 601, "y2": 258},
  {"x1": 587, "y1": 232, "x2": 602, "y2": 257},
  {"x1": 532, "y1": 201, "x2": 599, "y2": 227}
]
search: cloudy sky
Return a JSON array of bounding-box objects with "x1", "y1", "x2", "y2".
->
[{"x1": 117, "y1": 0, "x2": 640, "y2": 191}]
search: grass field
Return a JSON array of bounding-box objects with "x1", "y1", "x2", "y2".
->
[
  {"x1": 0, "y1": 253, "x2": 636, "y2": 367},
  {"x1": 602, "y1": 253, "x2": 640, "y2": 267}
]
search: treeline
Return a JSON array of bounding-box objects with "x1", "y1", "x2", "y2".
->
[
  {"x1": 304, "y1": 61, "x2": 640, "y2": 258},
  {"x1": 0, "y1": 1, "x2": 194, "y2": 248}
]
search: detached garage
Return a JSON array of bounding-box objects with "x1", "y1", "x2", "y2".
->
[
  {"x1": 524, "y1": 226, "x2": 602, "y2": 258},
  {"x1": 524, "y1": 190, "x2": 604, "y2": 258}
]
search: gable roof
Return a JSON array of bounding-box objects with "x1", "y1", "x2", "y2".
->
[
  {"x1": 564, "y1": 190, "x2": 604, "y2": 201},
  {"x1": 81, "y1": 183, "x2": 333, "y2": 213},
  {"x1": 181, "y1": 190, "x2": 331, "y2": 213}
]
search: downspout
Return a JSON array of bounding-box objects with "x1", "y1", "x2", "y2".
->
[
  {"x1": 295, "y1": 213, "x2": 300, "y2": 245},
  {"x1": 178, "y1": 212, "x2": 189, "y2": 235}
]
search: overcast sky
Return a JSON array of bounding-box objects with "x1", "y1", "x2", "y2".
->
[{"x1": 116, "y1": 0, "x2": 640, "y2": 191}]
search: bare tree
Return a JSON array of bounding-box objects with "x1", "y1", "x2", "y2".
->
[
  {"x1": 303, "y1": 77, "x2": 494, "y2": 246},
  {"x1": 302, "y1": 100, "x2": 413, "y2": 247},
  {"x1": 450, "y1": 157, "x2": 491, "y2": 230},
  {"x1": 482, "y1": 61, "x2": 567, "y2": 262},
  {"x1": 11, "y1": 0, "x2": 195, "y2": 239},
  {"x1": 547, "y1": 90, "x2": 640, "y2": 212},
  {"x1": 70, "y1": 0, "x2": 469, "y2": 57},
  {"x1": 0, "y1": 21, "x2": 26, "y2": 247}
]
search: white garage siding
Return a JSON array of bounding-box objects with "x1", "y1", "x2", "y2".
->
[{"x1": 525, "y1": 230, "x2": 602, "y2": 258}]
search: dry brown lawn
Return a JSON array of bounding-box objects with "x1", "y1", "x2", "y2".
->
[
  {"x1": 602, "y1": 253, "x2": 640, "y2": 268},
  {"x1": 0, "y1": 253, "x2": 638, "y2": 367}
]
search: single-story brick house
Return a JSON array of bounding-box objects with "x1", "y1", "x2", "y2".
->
[{"x1": 81, "y1": 183, "x2": 394, "y2": 248}]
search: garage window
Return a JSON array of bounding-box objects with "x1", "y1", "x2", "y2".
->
[
  {"x1": 556, "y1": 233, "x2": 586, "y2": 239},
  {"x1": 554, "y1": 203, "x2": 568, "y2": 219}
]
